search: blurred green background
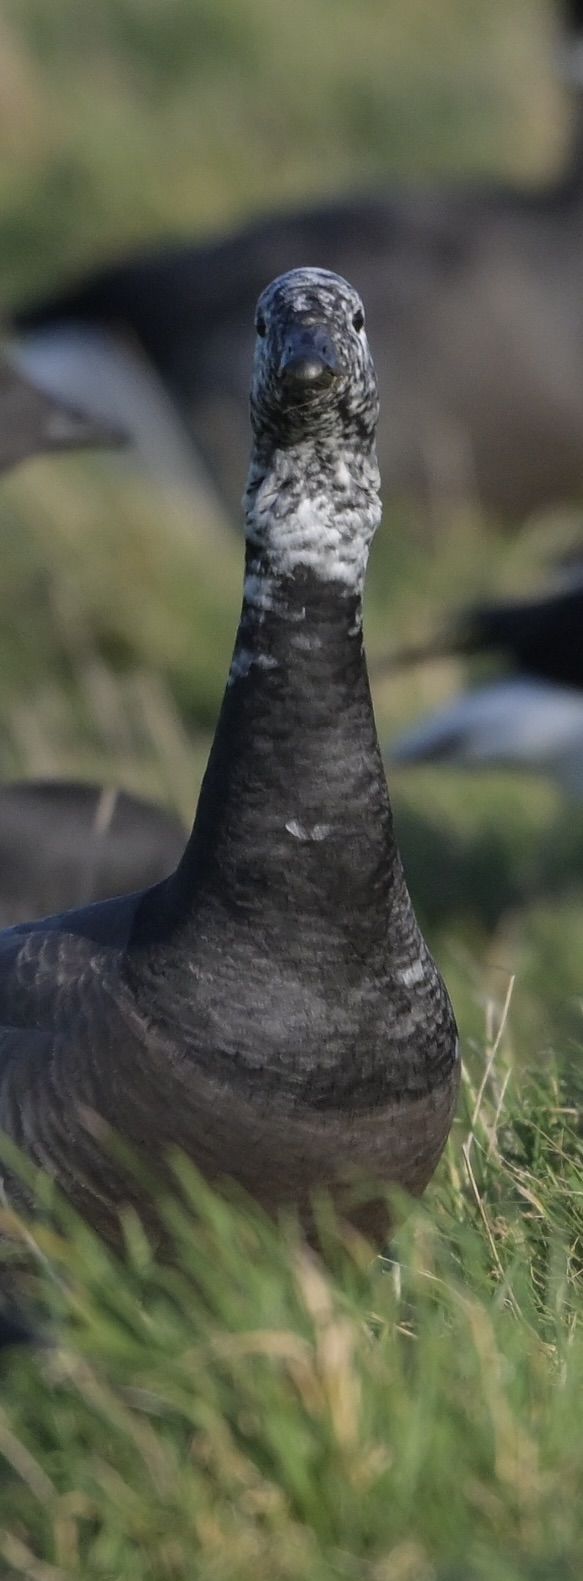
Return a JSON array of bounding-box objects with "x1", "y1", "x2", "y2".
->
[{"x1": 0, "y1": 0, "x2": 580, "y2": 1066}]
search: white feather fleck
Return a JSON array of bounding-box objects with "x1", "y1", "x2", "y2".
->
[
  {"x1": 228, "y1": 648, "x2": 279, "y2": 686},
  {"x1": 285, "y1": 820, "x2": 332, "y2": 842},
  {"x1": 397, "y1": 960, "x2": 426, "y2": 988},
  {"x1": 243, "y1": 573, "x2": 277, "y2": 612}
]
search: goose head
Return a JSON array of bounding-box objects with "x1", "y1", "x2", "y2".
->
[
  {"x1": 249, "y1": 267, "x2": 379, "y2": 448},
  {"x1": 244, "y1": 269, "x2": 382, "y2": 588}
]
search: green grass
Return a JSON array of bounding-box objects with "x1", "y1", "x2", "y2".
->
[
  {"x1": 3, "y1": 1006, "x2": 583, "y2": 1580},
  {"x1": 0, "y1": 0, "x2": 562, "y2": 299},
  {"x1": 1, "y1": 1, "x2": 583, "y2": 1574}
]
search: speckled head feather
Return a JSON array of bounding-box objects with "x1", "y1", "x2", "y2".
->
[
  {"x1": 244, "y1": 268, "x2": 382, "y2": 592},
  {"x1": 250, "y1": 267, "x2": 379, "y2": 445}
]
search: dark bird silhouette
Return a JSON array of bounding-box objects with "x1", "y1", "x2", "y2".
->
[
  {"x1": 0, "y1": 347, "x2": 122, "y2": 472},
  {"x1": 0, "y1": 357, "x2": 181, "y2": 928},
  {"x1": 0, "y1": 1306, "x2": 39, "y2": 1352},
  {"x1": 390, "y1": 679, "x2": 583, "y2": 796},
  {"x1": 0, "y1": 781, "x2": 185, "y2": 926},
  {"x1": 11, "y1": 2, "x2": 583, "y2": 528},
  {"x1": 385, "y1": 579, "x2": 583, "y2": 796},
  {"x1": 375, "y1": 581, "x2": 583, "y2": 693},
  {"x1": 0, "y1": 348, "x2": 183, "y2": 1343},
  {"x1": 0, "y1": 270, "x2": 459, "y2": 1248}
]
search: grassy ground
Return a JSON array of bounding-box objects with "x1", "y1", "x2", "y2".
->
[
  {"x1": 3, "y1": 1010, "x2": 583, "y2": 1581},
  {"x1": 1, "y1": 0, "x2": 583, "y2": 1574}
]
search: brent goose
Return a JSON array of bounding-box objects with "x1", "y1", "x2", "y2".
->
[
  {"x1": 0, "y1": 347, "x2": 121, "y2": 471},
  {"x1": 0, "y1": 269, "x2": 459, "y2": 1246},
  {"x1": 375, "y1": 581, "x2": 583, "y2": 692},
  {"x1": 11, "y1": 2, "x2": 583, "y2": 528},
  {"x1": 9, "y1": 325, "x2": 222, "y2": 512},
  {"x1": 0, "y1": 781, "x2": 185, "y2": 925},
  {"x1": 386, "y1": 581, "x2": 583, "y2": 795},
  {"x1": 390, "y1": 679, "x2": 583, "y2": 798},
  {"x1": 0, "y1": 360, "x2": 182, "y2": 924}
]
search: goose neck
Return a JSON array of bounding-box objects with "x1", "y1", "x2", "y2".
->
[{"x1": 242, "y1": 434, "x2": 382, "y2": 597}]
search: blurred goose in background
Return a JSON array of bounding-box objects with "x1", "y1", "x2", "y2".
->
[
  {"x1": 10, "y1": 325, "x2": 222, "y2": 512},
  {"x1": 390, "y1": 680, "x2": 583, "y2": 798},
  {"x1": 0, "y1": 782, "x2": 185, "y2": 925},
  {"x1": 386, "y1": 579, "x2": 583, "y2": 797},
  {"x1": 0, "y1": 1307, "x2": 39, "y2": 1353},
  {"x1": 0, "y1": 347, "x2": 121, "y2": 471},
  {"x1": 10, "y1": 0, "x2": 583, "y2": 530},
  {"x1": 377, "y1": 580, "x2": 583, "y2": 692},
  {"x1": 0, "y1": 270, "x2": 458, "y2": 1250},
  {"x1": 0, "y1": 351, "x2": 185, "y2": 924},
  {"x1": 0, "y1": 346, "x2": 188, "y2": 1346}
]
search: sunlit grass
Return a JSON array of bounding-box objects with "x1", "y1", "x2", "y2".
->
[{"x1": 3, "y1": 995, "x2": 583, "y2": 1579}]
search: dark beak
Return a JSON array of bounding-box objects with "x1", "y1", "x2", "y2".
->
[{"x1": 279, "y1": 322, "x2": 342, "y2": 390}]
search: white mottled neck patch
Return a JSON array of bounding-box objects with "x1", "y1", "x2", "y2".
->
[
  {"x1": 243, "y1": 442, "x2": 382, "y2": 595},
  {"x1": 227, "y1": 437, "x2": 381, "y2": 686}
]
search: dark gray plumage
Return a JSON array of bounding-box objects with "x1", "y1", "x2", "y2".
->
[
  {"x1": 0, "y1": 269, "x2": 459, "y2": 1247},
  {"x1": 376, "y1": 582, "x2": 583, "y2": 692},
  {"x1": 0, "y1": 781, "x2": 185, "y2": 926}
]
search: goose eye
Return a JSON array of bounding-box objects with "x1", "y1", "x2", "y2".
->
[
  {"x1": 256, "y1": 313, "x2": 267, "y2": 338},
  {"x1": 352, "y1": 308, "x2": 364, "y2": 332}
]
